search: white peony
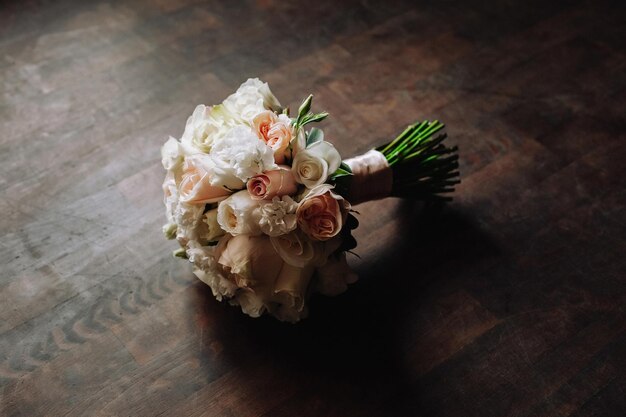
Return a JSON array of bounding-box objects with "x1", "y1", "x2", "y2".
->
[
  {"x1": 187, "y1": 241, "x2": 237, "y2": 301},
  {"x1": 162, "y1": 171, "x2": 179, "y2": 224},
  {"x1": 216, "y1": 190, "x2": 262, "y2": 236},
  {"x1": 174, "y1": 202, "x2": 206, "y2": 247},
  {"x1": 162, "y1": 171, "x2": 179, "y2": 239},
  {"x1": 180, "y1": 104, "x2": 235, "y2": 153},
  {"x1": 292, "y1": 141, "x2": 341, "y2": 188},
  {"x1": 258, "y1": 196, "x2": 298, "y2": 237},
  {"x1": 222, "y1": 78, "x2": 282, "y2": 124},
  {"x1": 161, "y1": 136, "x2": 184, "y2": 171},
  {"x1": 208, "y1": 126, "x2": 277, "y2": 189}
]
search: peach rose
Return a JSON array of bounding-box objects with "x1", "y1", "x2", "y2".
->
[
  {"x1": 270, "y1": 229, "x2": 318, "y2": 268},
  {"x1": 247, "y1": 166, "x2": 298, "y2": 200},
  {"x1": 214, "y1": 234, "x2": 314, "y2": 321},
  {"x1": 296, "y1": 184, "x2": 350, "y2": 241},
  {"x1": 215, "y1": 234, "x2": 283, "y2": 288},
  {"x1": 179, "y1": 155, "x2": 231, "y2": 204},
  {"x1": 253, "y1": 111, "x2": 292, "y2": 164},
  {"x1": 272, "y1": 263, "x2": 314, "y2": 322}
]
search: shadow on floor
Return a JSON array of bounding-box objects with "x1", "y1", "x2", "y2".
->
[{"x1": 188, "y1": 200, "x2": 502, "y2": 414}]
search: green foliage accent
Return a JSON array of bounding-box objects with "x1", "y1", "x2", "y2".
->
[
  {"x1": 162, "y1": 223, "x2": 177, "y2": 240},
  {"x1": 292, "y1": 95, "x2": 329, "y2": 131},
  {"x1": 329, "y1": 167, "x2": 352, "y2": 180},
  {"x1": 306, "y1": 127, "x2": 324, "y2": 147}
]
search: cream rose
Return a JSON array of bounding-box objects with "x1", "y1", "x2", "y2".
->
[
  {"x1": 214, "y1": 234, "x2": 283, "y2": 288},
  {"x1": 214, "y1": 234, "x2": 313, "y2": 321},
  {"x1": 292, "y1": 141, "x2": 341, "y2": 188},
  {"x1": 180, "y1": 104, "x2": 235, "y2": 153},
  {"x1": 271, "y1": 264, "x2": 314, "y2": 323},
  {"x1": 216, "y1": 190, "x2": 262, "y2": 236},
  {"x1": 214, "y1": 235, "x2": 280, "y2": 317},
  {"x1": 179, "y1": 155, "x2": 231, "y2": 204},
  {"x1": 270, "y1": 229, "x2": 319, "y2": 268},
  {"x1": 314, "y1": 252, "x2": 358, "y2": 296},
  {"x1": 246, "y1": 166, "x2": 298, "y2": 201},
  {"x1": 253, "y1": 111, "x2": 292, "y2": 163},
  {"x1": 296, "y1": 184, "x2": 350, "y2": 241}
]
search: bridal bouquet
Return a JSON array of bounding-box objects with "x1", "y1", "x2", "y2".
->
[{"x1": 161, "y1": 78, "x2": 459, "y2": 322}]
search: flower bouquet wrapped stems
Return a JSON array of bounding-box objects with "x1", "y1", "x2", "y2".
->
[
  {"x1": 160, "y1": 79, "x2": 459, "y2": 322},
  {"x1": 340, "y1": 120, "x2": 460, "y2": 205}
]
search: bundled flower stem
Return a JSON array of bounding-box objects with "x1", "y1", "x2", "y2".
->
[{"x1": 376, "y1": 120, "x2": 460, "y2": 201}]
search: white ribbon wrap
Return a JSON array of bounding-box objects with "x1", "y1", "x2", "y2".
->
[{"x1": 344, "y1": 149, "x2": 393, "y2": 205}]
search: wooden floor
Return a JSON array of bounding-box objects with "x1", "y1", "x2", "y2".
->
[{"x1": 1, "y1": 0, "x2": 625, "y2": 416}]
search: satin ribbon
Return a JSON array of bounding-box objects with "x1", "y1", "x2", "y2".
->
[{"x1": 344, "y1": 149, "x2": 393, "y2": 205}]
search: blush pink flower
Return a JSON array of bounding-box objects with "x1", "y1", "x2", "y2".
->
[
  {"x1": 296, "y1": 184, "x2": 350, "y2": 241},
  {"x1": 179, "y1": 155, "x2": 231, "y2": 204},
  {"x1": 247, "y1": 166, "x2": 298, "y2": 200},
  {"x1": 253, "y1": 111, "x2": 293, "y2": 164}
]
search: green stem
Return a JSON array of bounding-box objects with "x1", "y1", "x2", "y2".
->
[{"x1": 372, "y1": 120, "x2": 460, "y2": 201}]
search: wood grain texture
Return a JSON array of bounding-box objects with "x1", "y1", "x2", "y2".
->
[{"x1": 1, "y1": 0, "x2": 625, "y2": 416}]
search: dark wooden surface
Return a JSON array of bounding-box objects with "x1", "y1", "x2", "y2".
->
[{"x1": 1, "y1": 0, "x2": 625, "y2": 416}]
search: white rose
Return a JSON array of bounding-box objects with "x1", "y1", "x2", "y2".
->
[
  {"x1": 216, "y1": 190, "x2": 262, "y2": 236},
  {"x1": 258, "y1": 196, "x2": 298, "y2": 237},
  {"x1": 223, "y1": 78, "x2": 281, "y2": 124},
  {"x1": 231, "y1": 288, "x2": 266, "y2": 318},
  {"x1": 314, "y1": 252, "x2": 358, "y2": 296},
  {"x1": 203, "y1": 209, "x2": 225, "y2": 242},
  {"x1": 270, "y1": 264, "x2": 314, "y2": 323},
  {"x1": 186, "y1": 241, "x2": 238, "y2": 301},
  {"x1": 270, "y1": 229, "x2": 320, "y2": 268},
  {"x1": 292, "y1": 141, "x2": 341, "y2": 188},
  {"x1": 180, "y1": 104, "x2": 235, "y2": 153},
  {"x1": 208, "y1": 126, "x2": 277, "y2": 190},
  {"x1": 161, "y1": 136, "x2": 184, "y2": 171}
]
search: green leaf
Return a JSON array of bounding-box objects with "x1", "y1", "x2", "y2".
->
[
  {"x1": 306, "y1": 127, "x2": 324, "y2": 147},
  {"x1": 346, "y1": 213, "x2": 359, "y2": 230},
  {"x1": 162, "y1": 223, "x2": 177, "y2": 240},
  {"x1": 298, "y1": 94, "x2": 313, "y2": 120},
  {"x1": 300, "y1": 112, "x2": 328, "y2": 126},
  {"x1": 339, "y1": 162, "x2": 352, "y2": 174},
  {"x1": 329, "y1": 167, "x2": 352, "y2": 180}
]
